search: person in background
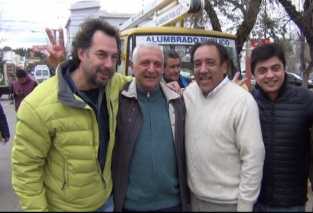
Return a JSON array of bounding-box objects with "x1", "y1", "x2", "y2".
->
[
  {"x1": 251, "y1": 43, "x2": 313, "y2": 212},
  {"x1": 0, "y1": 101, "x2": 10, "y2": 143},
  {"x1": 184, "y1": 41, "x2": 265, "y2": 212},
  {"x1": 163, "y1": 50, "x2": 191, "y2": 88},
  {"x1": 112, "y1": 44, "x2": 190, "y2": 212},
  {"x1": 11, "y1": 68, "x2": 37, "y2": 111},
  {"x1": 11, "y1": 18, "x2": 130, "y2": 211}
]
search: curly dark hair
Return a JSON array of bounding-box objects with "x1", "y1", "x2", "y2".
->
[{"x1": 71, "y1": 18, "x2": 121, "y2": 68}]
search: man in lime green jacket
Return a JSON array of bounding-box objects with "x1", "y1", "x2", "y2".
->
[{"x1": 11, "y1": 18, "x2": 130, "y2": 211}]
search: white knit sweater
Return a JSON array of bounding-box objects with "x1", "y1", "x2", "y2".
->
[{"x1": 184, "y1": 78, "x2": 265, "y2": 212}]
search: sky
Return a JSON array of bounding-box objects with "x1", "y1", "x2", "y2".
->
[{"x1": 0, "y1": 0, "x2": 143, "y2": 48}]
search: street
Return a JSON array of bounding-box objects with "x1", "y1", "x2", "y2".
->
[{"x1": 0, "y1": 97, "x2": 313, "y2": 211}]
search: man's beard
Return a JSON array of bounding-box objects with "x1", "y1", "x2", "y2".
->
[{"x1": 87, "y1": 67, "x2": 114, "y2": 88}]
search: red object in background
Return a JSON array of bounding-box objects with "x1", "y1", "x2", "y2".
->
[
  {"x1": 245, "y1": 56, "x2": 252, "y2": 90},
  {"x1": 250, "y1": 38, "x2": 272, "y2": 49}
]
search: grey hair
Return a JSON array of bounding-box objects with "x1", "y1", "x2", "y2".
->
[{"x1": 132, "y1": 44, "x2": 164, "y2": 64}]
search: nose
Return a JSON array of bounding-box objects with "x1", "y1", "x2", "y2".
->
[
  {"x1": 103, "y1": 56, "x2": 115, "y2": 69},
  {"x1": 265, "y1": 70, "x2": 274, "y2": 78},
  {"x1": 147, "y1": 63, "x2": 156, "y2": 72},
  {"x1": 198, "y1": 62, "x2": 208, "y2": 74}
]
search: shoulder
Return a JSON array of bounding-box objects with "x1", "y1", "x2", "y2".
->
[
  {"x1": 183, "y1": 81, "x2": 198, "y2": 97},
  {"x1": 23, "y1": 76, "x2": 59, "y2": 111},
  {"x1": 292, "y1": 85, "x2": 313, "y2": 97},
  {"x1": 222, "y1": 82, "x2": 258, "y2": 112},
  {"x1": 224, "y1": 81, "x2": 254, "y2": 99},
  {"x1": 289, "y1": 85, "x2": 313, "y2": 106},
  {"x1": 108, "y1": 73, "x2": 132, "y2": 94},
  {"x1": 111, "y1": 73, "x2": 132, "y2": 84}
]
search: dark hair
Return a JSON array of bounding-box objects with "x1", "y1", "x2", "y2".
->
[
  {"x1": 251, "y1": 43, "x2": 286, "y2": 74},
  {"x1": 191, "y1": 40, "x2": 230, "y2": 65},
  {"x1": 164, "y1": 49, "x2": 180, "y2": 67},
  {"x1": 71, "y1": 18, "x2": 121, "y2": 68},
  {"x1": 16, "y1": 68, "x2": 27, "y2": 78}
]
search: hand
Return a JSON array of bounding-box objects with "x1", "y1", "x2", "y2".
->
[
  {"x1": 45, "y1": 28, "x2": 65, "y2": 68},
  {"x1": 32, "y1": 28, "x2": 65, "y2": 69},
  {"x1": 232, "y1": 72, "x2": 245, "y2": 86},
  {"x1": 166, "y1": 81, "x2": 183, "y2": 95}
]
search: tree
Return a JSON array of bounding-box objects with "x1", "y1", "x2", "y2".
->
[
  {"x1": 205, "y1": 0, "x2": 263, "y2": 55},
  {"x1": 277, "y1": 0, "x2": 313, "y2": 87},
  {"x1": 252, "y1": 0, "x2": 292, "y2": 41}
]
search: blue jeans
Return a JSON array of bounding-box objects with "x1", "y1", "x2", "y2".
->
[
  {"x1": 254, "y1": 202, "x2": 305, "y2": 212},
  {"x1": 96, "y1": 196, "x2": 114, "y2": 212}
]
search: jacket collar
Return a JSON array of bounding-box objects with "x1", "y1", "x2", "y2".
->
[
  {"x1": 57, "y1": 61, "x2": 87, "y2": 109},
  {"x1": 121, "y1": 79, "x2": 181, "y2": 102}
]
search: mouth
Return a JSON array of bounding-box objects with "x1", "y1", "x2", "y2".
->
[
  {"x1": 264, "y1": 81, "x2": 277, "y2": 87},
  {"x1": 198, "y1": 75, "x2": 213, "y2": 83},
  {"x1": 144, "y1": 75, "x2": 158, "y2": 81},
  {"x1": 97, "y1": 69, "x2": 112, "y2": 81}
]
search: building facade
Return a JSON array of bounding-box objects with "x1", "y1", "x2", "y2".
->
[{"x1": 65, "y1": 0, "x2": 132, "y2": 52}]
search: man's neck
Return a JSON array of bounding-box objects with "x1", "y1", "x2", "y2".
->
[
  {"x1": 71, "y1": 68, "x2": 97, "y2": 91},
  {"x1": 136, "y1": 84, "x2": 160, "y2": 96},
  {"x1": 268, "y1": 92, "x2": 279, "y2": 102}
]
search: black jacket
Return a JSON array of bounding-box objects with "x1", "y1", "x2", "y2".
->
[
  {"x1": 112, "y1": 81, "x2": 190, "y2": 211},
  {"x1": 0, "y1": 102, "x2": 10, "y2": 139},
  {"x1": 252, "y1": 80, "x2": 313, "y2": 207}
]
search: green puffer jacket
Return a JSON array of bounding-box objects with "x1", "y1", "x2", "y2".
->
[{"x1": 11, "y1": 63, "x2": 130, "y2": 211}]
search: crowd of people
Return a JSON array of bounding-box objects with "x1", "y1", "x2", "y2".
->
[{"x1": 1, "y1": 18, "x2": 312, "y2": 212}]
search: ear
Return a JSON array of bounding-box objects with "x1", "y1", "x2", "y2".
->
[
  {"x1": 221, "y1": 61, "x2": 228, "y2": 75},
  {"x1": 130, "y1": 61, "x2": 136, "y2": 74},
  {"x1": 77, "y1": 48, "x2": 86, "y2": 61}
]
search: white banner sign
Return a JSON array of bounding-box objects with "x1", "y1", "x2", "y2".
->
[{"x1": 136, "y1": 35, "x2": 235, "y2": 47}]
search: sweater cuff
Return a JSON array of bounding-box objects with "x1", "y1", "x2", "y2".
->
[{"x1": 237, "y1": 199, "x2": 254, "y2": 212}]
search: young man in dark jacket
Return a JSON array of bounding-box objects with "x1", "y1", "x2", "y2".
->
[
  {"x1": 251, "y1": 43, "x2": 313, "y2": 212},
  {"x1": 112, "y1": 44, "x2": 189, "y2": 212}
]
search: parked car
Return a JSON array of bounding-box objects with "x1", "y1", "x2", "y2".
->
[
  {"x1": 287, "y1": 72, "x2": 313, "y2": 88},
  {"x1": 287, "y1": 72, "x2": 302, "y2": 86},
  {"x1": 32, "y1": 64, "x2": 50, "y2": 83}
]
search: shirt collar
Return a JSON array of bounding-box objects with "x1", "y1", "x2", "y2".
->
[{"x1": 202, "y1": 76, "x2": 229, "y2": 98}]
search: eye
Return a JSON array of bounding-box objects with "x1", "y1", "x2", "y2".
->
[
  {"x1": 111, "y1": 54, "x2": 119, "y2": 62},
  {"x1": 140, "y1": 60, "x2": 150, "y2": 66},
  {"x1": 95, "y1": 51, "x2": 109, "y2": 60},
  {"x1": 271, "y1": 64, "x2": 281, "y2": 72},
  {"x1": 256, "y1": 67, "x2": 267, "y2": 75},
  {"x1": 194, "y1": 61, "x2": 201, "y2": 69},
  {"x1": 206, "y1": 59, "x2": 216, "y2": 67},
  {"x1": 154, "y1": 62, "x2": 162, "y2": 68}
]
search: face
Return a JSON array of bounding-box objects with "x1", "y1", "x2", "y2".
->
[
  {"x1": 78, "y1": 30, "x2": 119, "y2": 89},
  {"x1": 17, "y1": 77, "x2": 27, "y2": 84},
  {"x1": 164, "y1": 57, "x2": 181, "y2": 82},
  {"x1": 193, "y1": 45, "x2": 227, "y2": 96},
  {"x1": 132, "y1": 47, "x2": 163, "y2": 92},
  {"x1": 254, "y1": 56, "x2": 285, "y2": 100}
]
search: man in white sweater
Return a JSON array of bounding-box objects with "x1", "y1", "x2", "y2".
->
[{"x1": 184, "y1": 41, "x2": 265, "y2": 212}]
